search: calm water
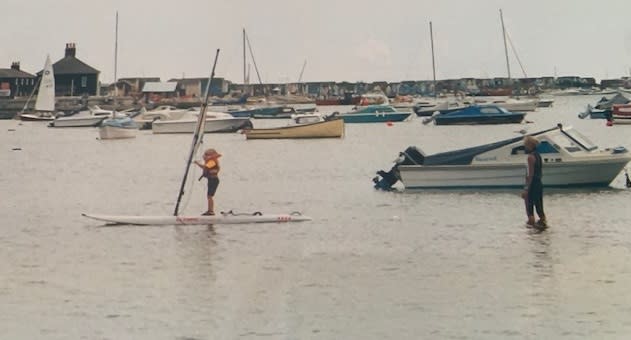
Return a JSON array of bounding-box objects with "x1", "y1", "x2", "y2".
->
[{"x1": 2, "y1": 95, "x2": 631, "y2": 339}]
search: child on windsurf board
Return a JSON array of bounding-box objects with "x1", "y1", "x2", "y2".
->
[{"x1": 194, "y1": 148, "x2": 221, "y2": 216}]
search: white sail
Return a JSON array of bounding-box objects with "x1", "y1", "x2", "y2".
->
[{"x1": 34, "y1": 55, "x2": 55, "y2": 112}]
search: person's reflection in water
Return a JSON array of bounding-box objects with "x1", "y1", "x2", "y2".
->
[{"x1": 525, "y1": 230, "x2": 560, "y2": 326}]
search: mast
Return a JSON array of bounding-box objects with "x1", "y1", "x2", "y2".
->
[
  {"x1": 429, "y1": 21, "x2": 437, "y2": 99},
  {"x1": 500, "y1": 9, "x2": 511, "y2": 80},
  {"x1": 244, "y1": 30, "x2": 265, "y2": 93},
  {"x1": 243, "y1": 28, "x2": 247, "y2": 90},
  {"x1": 113, "y1": 11, "x2": 119, "y2": 112},
  {"x1": 297, "y1": 59, "x2": 307, "y2": 83},
  {"x1": 19, "y1": 76, "x2": 41, "y2": 114},
  {"x1": 173, "y1": 49, "x2": 220, "y2": 216}
]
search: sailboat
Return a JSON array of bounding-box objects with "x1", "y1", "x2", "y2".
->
[
  {"x1": 83, "y1": 49, "x2": 312, "y2": 226},
  {"x1": 98, "y1": 11, "x2": 138, "y2": 140},
  {"x1": 19, "y1": 55, "x2": 57, "y2": 121}
]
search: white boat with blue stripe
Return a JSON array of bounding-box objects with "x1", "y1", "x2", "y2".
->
[{"x1": 374, "y1": 124, "x2": 631, "y2": 190}]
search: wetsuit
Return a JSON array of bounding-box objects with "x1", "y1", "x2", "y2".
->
[{"x1": 525, "y1": 151, "x2": 544, "y2": 218}]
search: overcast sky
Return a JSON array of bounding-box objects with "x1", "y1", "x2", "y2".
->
[{"x1": 2, "y1": 0, "x2": 631, "y2": 84}]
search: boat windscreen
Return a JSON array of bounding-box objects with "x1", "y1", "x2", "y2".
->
[
  {"x1": 421, "y1": 126, "x2": 560, "y2": 165},
  {"x1": 562, "y1": 129, "x2": 598, "y2": 151}
]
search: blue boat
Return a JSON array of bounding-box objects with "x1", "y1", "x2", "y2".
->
[
  {"x1": 228, "y1": 105, "x2": 298, "y2": 119},
  {"x1": 338, "y1": 105, "x2": 412, "y2": 123},
  {"x1": 578, "y1": 93, "x2": 629, "y2": 119},
  {"x1": 578, "y1": 104, "x2": 608, "y2": 119},
  {"x1": 432, "y1": 105, "x2": 525, "y2": 125}
]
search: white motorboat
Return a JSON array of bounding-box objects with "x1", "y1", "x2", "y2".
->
[
  {"x1": 133, "y1": 105, "x2": 190, "y2": 129},
  {"x1": 152, "y1": 111, "x2": 252, "y2": 134},
  {"x1": 49, "y1": 106, "x2": 118, "y2": 127},
  {"x1": 536, "y1": 98, "x2": 554, "y2": 108},
  {"x1": 373, "y1": 124, "x2": 631, "y2": 190},
  {"x1": 49, "y1": 110, "x2": 107, "y2": 127},
  {"x1": 482, "y1": 97, "x2": 539, "y2": 112},
  {"x1": 413, "y1": 100, "x2": 469, "y2": 117}
]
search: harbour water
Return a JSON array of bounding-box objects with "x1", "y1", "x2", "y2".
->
[{"x1": 2, "y1": 95, "x2": 631, "y2": 339}]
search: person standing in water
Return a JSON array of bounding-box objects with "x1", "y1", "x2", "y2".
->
[
  {"x1": 521, "y1": 136, "x2": 546, "y2": 227},
  {"x1": 194, "y1": 148, "x2": 221, "y2": 216}
]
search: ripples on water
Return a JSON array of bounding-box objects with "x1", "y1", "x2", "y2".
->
[{"x1": 2, "y1": 95, "x2": 631, "y2": 339}]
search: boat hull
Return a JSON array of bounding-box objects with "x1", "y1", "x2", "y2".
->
[
  {"x1": 398, "y1": 159, "x2": 631, "y2": 189},
  {"x1": 152, "y1": 118, "x2": 252, "y2": 134},
  {"x1": 244, "y1": 118, "x2": 344, "y2": 139},
  {"x1": 434, "y1": 113, "x2": 524, "y2": 125},
  {"x1": 340, "y1": 112, "x2": 411, "y2": 123},
  {"x1": 49, "y1": 116, "x2": 106, "y2": 127},
  {"x1": 19, "y1": 112, "x2": 55, "y2": 121},
  {"x1": 99, "y1": 125, "x2": 137, "y2": 139},
  {"x1": 493, "y1": 101, "x2": 538, "y2": 112}
]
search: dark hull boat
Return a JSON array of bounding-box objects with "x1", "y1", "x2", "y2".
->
[{"x1": 432, "y1": 105, "x2": 525, "y2": 125}]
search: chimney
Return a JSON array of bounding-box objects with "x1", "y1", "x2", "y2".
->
[
  {"x1": 11, "y1": 62, "x2": 20, "y2": 70},
  {"x1": 65, "y1": 42, "x2": 76, "y2": 58}
]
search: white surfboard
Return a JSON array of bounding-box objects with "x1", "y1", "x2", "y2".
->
[{"x1": 82, "y1": 211, "x2": 312, "y2": 226}]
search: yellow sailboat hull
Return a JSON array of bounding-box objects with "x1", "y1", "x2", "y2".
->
[{"x1": 244, "y1": 118, "x2": 344, "y2": 139}]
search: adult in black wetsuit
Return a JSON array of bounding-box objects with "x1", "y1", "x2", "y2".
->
[{"x1": 521, "y1": 136, "x2": 546, "y2": 227}]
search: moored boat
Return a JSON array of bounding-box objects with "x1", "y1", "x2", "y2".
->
[
  {"x1": 431, "y1": 104, "x2": 525, "y2": 125},
  {"x1": 152, "y1": 111, "x2": 252, "y2": 134},
  {"x1": 605, "y1": 104, "x2": 631, "y2": 125},
  {"x1": 98, "y1": 116, "x2": 138, "y2": 139},
  {"x1": 229, "y1": 105, "x2": 299, "y2": 118},
  {"x1": 49, "y1": 106, "x2": 119, "y2": 127},
  {"x1": 243, "y1": 116, "x2": 344, "y2": 139},
  {"x1": 18, "y1": 55, "x2": 58, "y2": 121},
  {"x1": 373, "y1": 124, "x2": 631, "y2": 190},
  {"x1": 338, "y1": 105, "x2": 411, "y2": 123},
  {"x1": 579, "y1": 93, "x2": 629, "y2": 119},
  {"x1": 413, "y1": 101, "x2": 469, "y2": 117},
  {"x1": 483, "y1": 97, "x2": 538, "y2": 111}
]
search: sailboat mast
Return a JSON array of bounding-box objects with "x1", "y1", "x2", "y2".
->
[
  {"x1": 429, "y1": 21, "x2": 437, "y2": 99},
  {"x1": 113, "y1": 11, "x2": 119, "y2": 111},
  {"x1": 173, "y1": 49, "x2": 221, "y2": 216},
  {"x1": 500, "y1": 9, "x2": 511, "y2": 80},
  {"x1": 243, "y1": 28, "x2": 247, "y2": 88},
  {"x1": 297, "y1": 59, "x2": 307, "y2": 83},
  {"x1": 244, "y1": 30, "x2": 265, "y2": 92}
]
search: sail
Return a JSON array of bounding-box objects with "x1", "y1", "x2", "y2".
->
[
  {"x1": 173, "y1": 49, "x2": 220, "y2": 216},
  {"x1": 35, "y1": 55, "x2": 55, "y2": 112}
]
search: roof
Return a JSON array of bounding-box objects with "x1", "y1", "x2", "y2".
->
[
  {"x1": 0, "y1": 68, "x2": 35, "y2": 78},
  {"x1": 119, "y1": 77, "x2": 161, "y2": 82},
  {"x1": 40, "y1": 56, "x2": 100, "y2": 75},
  {"x1": 142, "y1": 82, "x2": 178, "y2": 92}
]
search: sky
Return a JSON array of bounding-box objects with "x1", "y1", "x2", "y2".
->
[{"x1": 2, "y1": 0, "x2": 631, "y2": 84}]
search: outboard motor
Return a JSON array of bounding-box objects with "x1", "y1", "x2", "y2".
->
[
  {"x1": 373, "y1": 165, "x2": 400, "y2": 191},
  {"x1": 373, "y1": 146, "x2": 425, "y2": 190}
]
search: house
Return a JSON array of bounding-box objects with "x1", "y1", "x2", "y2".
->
[
  {"x1": 117, "y1": 77, "x2": 161, "y2": 97},
  {"x1": 141, "y1": 81, "x2": 179, "y2": 102},
  {"x1": 169, "y1": 77, "x2": 231, "y2": 98},
  {"x1": 39, "y1": 43, "x2": 100, "y2": 96},
  {"x1": 104, "y1": 80, "x2": 134, "y2": 97},
  {"x1": 0, "y1": 62, "x2": 36, "y2": 98}
]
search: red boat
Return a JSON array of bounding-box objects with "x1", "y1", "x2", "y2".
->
[
  {"x1": 316, "y1": 97, "x2": 341, "y2": 105},
  {"x1": 477, "y1": 88, "x2": 513, "y2": 96},
  {"x1": 613, "y1": 103, "x2": 631, "y2": 118}
]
